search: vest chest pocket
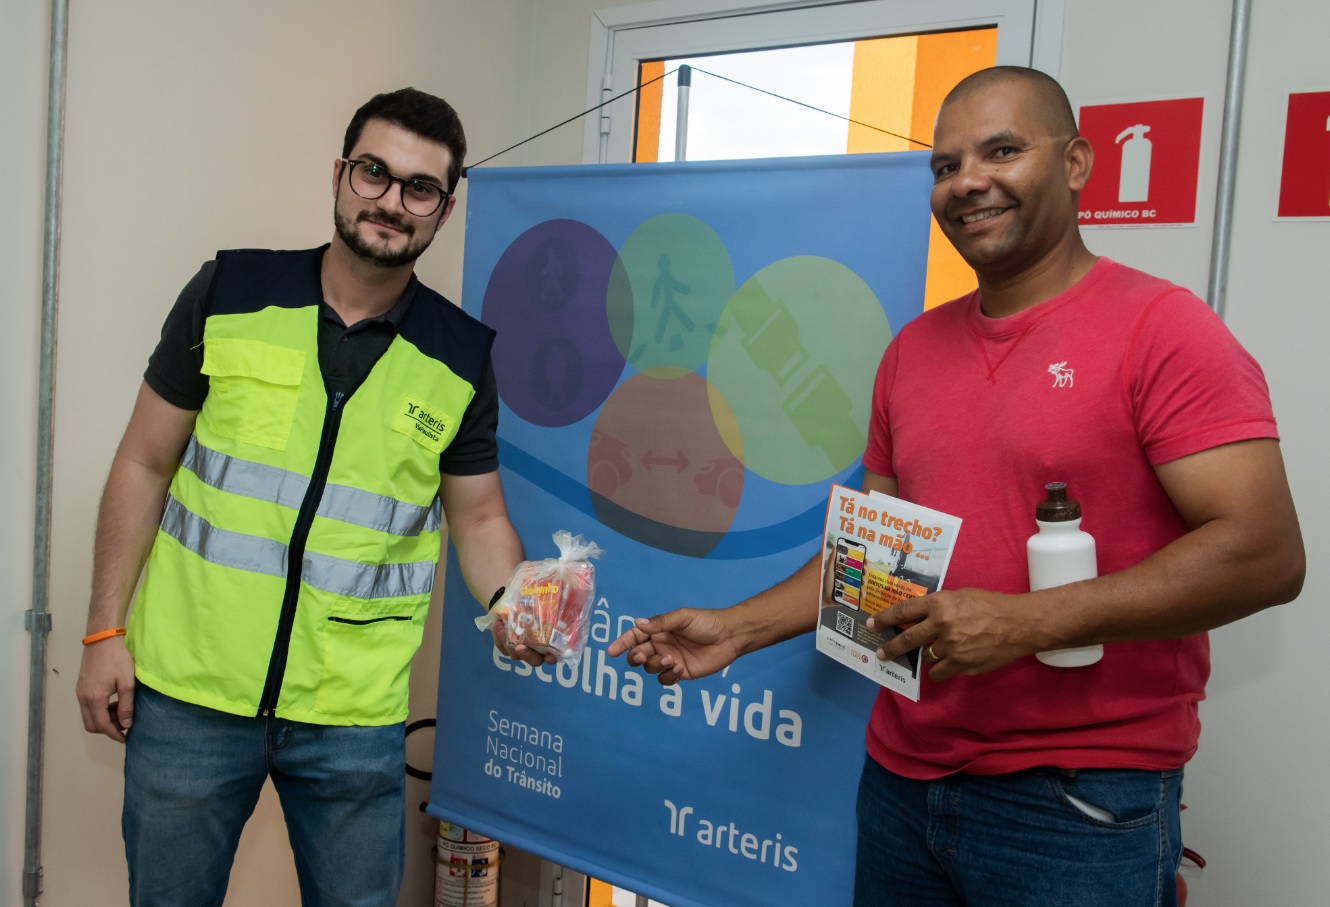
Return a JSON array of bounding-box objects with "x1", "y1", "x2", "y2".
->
[{"x1": 201, "y1": 339, "x2": 307, "y2": 450}]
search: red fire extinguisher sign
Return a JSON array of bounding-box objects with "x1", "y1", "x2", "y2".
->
[
  {"x1": 1077, "y1": 97, "x2": 1205, "y2": 228},
  {"x1": 1277, "y1": 90, "x2": 1330, "y2": 219}
]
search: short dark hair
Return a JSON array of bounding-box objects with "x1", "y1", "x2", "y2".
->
[
  {"x1": 942, "y1": 66, "x2": 1078, "y2": 139},
  {"x1": 343, "y1": 88, "x2": 467, "y2": 192}
]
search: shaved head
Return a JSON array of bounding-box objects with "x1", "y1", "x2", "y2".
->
[{"x1": 941, "y1": 66, "x2": 1078, "y2": 141}]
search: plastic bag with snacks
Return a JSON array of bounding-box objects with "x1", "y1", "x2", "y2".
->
[{"x1": 476, "y1": 531, "x2": 604, "y2": 665}]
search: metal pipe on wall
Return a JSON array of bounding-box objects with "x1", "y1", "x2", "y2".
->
[
  {"x1": 674, "y1": 64, "x2": 692, "y2": 162},
  {"x1": 24, "y1": 0, "x2": 69, "y2": 904},
  {"x1": 1207, "y1": 0, "x2": 1252, "y2": 318}
]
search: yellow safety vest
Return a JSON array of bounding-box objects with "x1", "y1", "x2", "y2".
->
[{"x1": 128, "y1": 247, "x2": 494, "y2": 725}]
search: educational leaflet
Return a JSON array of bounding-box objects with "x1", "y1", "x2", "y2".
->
[{"x1": 816, "y1": 484, "x2": 962, "y2": 701}]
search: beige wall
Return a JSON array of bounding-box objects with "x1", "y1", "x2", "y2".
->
[
  {"x1": 527, "y1": 0, "x2": 663, "y2": 166},
  {"x1": 970, "y1": 3, "x2": 1330, "y2": 904},
  {"x1": 1059, "y1": 1, "x2": 1228, "y2": 294},
  {"x1": 1062, "y1": 4, "x2": 1329, "y2": 901},
  {"x1": 1163, "y1": 4, "x2": 1327, "y2": 905},
  {"x1": 1, "y1": 0, "x2": 51, "y2": 901},
  {"x1": 10, "y1": 1, "x2": 1329, "y2": 906},
  {"x1": 32, "y1": 2, "x2": 533, "y2": 905}
]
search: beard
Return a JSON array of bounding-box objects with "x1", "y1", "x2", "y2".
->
[{"x1": 334, "y1": 202, "x2": 433, "y2": 268}]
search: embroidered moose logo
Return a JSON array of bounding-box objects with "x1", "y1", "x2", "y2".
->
[{"x1": 1048, "y1": 361, "x2": 1074, "y2": 388}]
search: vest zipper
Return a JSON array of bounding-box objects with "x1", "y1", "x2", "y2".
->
[{"x1": 258, "y1": 390, "x2": 346, "y2": 716}]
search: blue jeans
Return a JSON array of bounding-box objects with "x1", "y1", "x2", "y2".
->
[
  {"x1": 854, "y1": 756, "x2": 1183, "y2": 907},
  {"x1": 123, "y1": 684, "x2": 406, "y2": 907}
]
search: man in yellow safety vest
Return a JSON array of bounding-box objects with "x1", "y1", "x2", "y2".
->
[{"x1": 75, "y1": 87, "x2": 544, "y2": 907}]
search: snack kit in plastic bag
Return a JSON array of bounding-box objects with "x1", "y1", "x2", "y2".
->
[{"x1": 476, "y1": 531, "x2": 604, "y2": 665}]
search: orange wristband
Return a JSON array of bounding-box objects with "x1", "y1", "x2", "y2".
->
[{"x1": 82, "y1": 627, "x2": 127, "y2": 646}]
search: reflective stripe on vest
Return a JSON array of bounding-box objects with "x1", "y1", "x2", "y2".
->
[
  {"x1": 160, "y1": 496, "x2": 436, "y2": 600},
  {"x1": 181, "y1": 436, "x2": 443, "y2": 537}
]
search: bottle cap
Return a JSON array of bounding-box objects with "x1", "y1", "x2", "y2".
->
[{"x1": 1036, "y1": 481, "x2": 1081, "y2": 522}]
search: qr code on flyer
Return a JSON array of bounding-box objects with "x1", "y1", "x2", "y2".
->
[{"x1": 835, "y1": 611, "x2": 854, "y2": 638}]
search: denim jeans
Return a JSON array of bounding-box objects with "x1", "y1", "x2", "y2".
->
[
  {"x1": 123, "y1": 684, "x2": 406, "y2": 907},
  {"x1": 854, "y1": 756, "x2": 1183, "y2": 907}
]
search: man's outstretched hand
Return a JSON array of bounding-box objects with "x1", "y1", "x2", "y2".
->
[{"x1": 607, "y1": 608, "x2": 741, "y2": 686}]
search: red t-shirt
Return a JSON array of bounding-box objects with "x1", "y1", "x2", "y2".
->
[{"x1": 861, "y1": 257, "x2": 1278, "y2": 778}]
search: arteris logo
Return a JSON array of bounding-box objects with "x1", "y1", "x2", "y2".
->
[{"x1": 394, "y1": 395, "x2": 454, "y2": 453}]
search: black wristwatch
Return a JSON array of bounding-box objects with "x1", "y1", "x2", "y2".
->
[{"x1": 487, "y1": 586, "x2": 506, "y2": 612}]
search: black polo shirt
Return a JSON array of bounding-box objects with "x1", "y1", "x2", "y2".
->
[{"x1": 145, "y1": 258, "x2": 499, "y2": 476}]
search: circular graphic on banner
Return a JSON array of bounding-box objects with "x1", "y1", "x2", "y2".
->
[
  {"x1": 708, "y1": 256, "x2": 890, "y2": 485},
  {"x1": 482, "y1": 219, "x2": 625, "y2": 427},
  {"x1": 607, "y1": 214, "x2": 734, "y2": 376},
  {"x1": 588, "y1": 372, "x2": 743, "y2": 558}
]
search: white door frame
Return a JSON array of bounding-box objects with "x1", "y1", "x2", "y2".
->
[{"x1": 584, "y1": 0, "x2": 1065, "y2": 162}]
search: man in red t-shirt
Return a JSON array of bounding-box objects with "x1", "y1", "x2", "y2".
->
[{"x1": 610, "y1": 67, "x2": 1304, "y2": 906}]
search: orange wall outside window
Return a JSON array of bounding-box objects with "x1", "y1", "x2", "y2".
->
[
  {"x1": 849, "y1": 29, "x2": 997, "y2": 309},
  {"x1": 847, "y1": 36, "x2": 918, "y2": 154},
  {"x1": 634, "y1": 60, "x2": 665, "y2": 162},
  {"x1": 588, "y1": 878, "x2": 614, "y2": 907}
]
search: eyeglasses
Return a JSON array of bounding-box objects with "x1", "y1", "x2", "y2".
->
[{"x1": 339, "y1": 158, "x2": 450, "y2": 217}]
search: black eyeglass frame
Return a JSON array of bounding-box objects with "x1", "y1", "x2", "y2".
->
[{"x1": 338, "y1": 158, "x2": 451, "y2": 217}]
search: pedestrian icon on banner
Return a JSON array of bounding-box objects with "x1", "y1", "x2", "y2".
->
[{"x1": 1115, "y1": 124, "x2": 1152, "y2": 203}]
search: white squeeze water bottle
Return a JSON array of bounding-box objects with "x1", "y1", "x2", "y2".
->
[{"x1": 1028, "y1": 482, "x2": 1103, "y2": 667}]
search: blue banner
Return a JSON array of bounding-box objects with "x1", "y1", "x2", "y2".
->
[{"x1": 429, "y1": 152, "x2": 932, "y2": 907}]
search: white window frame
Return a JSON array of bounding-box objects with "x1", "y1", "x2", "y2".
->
[{"x1": 584, "y1": 0, "x2": 1066, "y2": 163}]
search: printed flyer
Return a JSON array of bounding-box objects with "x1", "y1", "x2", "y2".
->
[{"x1": 816, "y1": 484, "x2": 962, "y2": 701}]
